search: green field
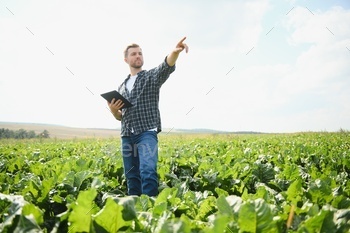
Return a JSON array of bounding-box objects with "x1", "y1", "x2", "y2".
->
[{"x1": 1, "y1": 132, "x2": 350, "y2": 232}]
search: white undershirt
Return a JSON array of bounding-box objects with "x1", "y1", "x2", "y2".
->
[
  {"x1": 125, "y1": 74, "x2": 157, "y2": 132},
  {"x1": 126, "y1": 75, "x2": 137, "y2": 92}
]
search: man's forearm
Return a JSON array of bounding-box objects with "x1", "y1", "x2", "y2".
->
[{"x1": 166, "y1": 52, "x2": 180, "y2": 67}]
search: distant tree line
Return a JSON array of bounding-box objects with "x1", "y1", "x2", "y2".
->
[{"x1": 0, "y1": 128, "x2": 50, "y2": 139}]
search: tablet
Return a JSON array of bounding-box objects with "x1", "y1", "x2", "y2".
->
[{"x1": 100, "y1": 90, "x2": 133, "y2": 109}]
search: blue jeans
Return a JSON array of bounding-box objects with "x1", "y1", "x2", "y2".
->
[{"x1": 121, "y1": 131, "x2": 158, "y2": 196}]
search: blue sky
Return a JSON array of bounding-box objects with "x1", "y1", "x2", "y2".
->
[{"x1": 1, "y1": 0, "x2": 349, "y2": 133}]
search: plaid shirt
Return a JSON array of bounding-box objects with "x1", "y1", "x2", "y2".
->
[{"x1": 118, "y1": 57, "x2": 175, "y2": 136}]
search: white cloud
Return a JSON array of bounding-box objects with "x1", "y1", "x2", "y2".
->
[
  {"x1": 281, "y1": 5, "x2": 350, "y2": 92},
  {"x1": 271, "y1": 5, "x2": 350, "y2": 131},
  {"x1": 285, "y1": 6, "x2": 350, "y2": 45}
]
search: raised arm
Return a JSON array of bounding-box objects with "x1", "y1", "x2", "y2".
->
[{"x1": 166, "y1": 37, "x2": 189, "y2": 67}]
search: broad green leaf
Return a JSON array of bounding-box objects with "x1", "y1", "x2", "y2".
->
[
  {"x1": 155, "y1": 187, "x2": 178, "y2": 206},
  {"x1": 204, "y1": 215, "x2": 232, "y2": 233},
  {"x1": 76, "y1": 158, "x2": 89, "y2": 170},
  {"x1": 180, "y1": 214, "x2": 207, "y2": 232},
  {"x1": 68, "y1": 188, "x2": 98, "y2": 233},
  {"x1": 22, "y1": 203, "x2": 44, "y2": 225},
  {"x1": 307, "y1": 179, "x2": 333, "y2": 205},
  {"x1": 254, "y1": 199, "x2": 279, "y2": 232},
  {"x1": 286, "y1": 179, "x2": 304, "y2": 205},
  {"x1": 197, "y1": 196, "x2": 216, "y2": 220},
  {"x1": 215, "y1": 187, "x2": 229, "y2": 197},
  {"x1": 135, "y1": 194, "x2": 154, "y2": 212},
  {"x1": 73, "y1": 170, "x2": 92, "y2": 190},
  {"x1": 238, "y1": 201, "x2": 256, "y2": 232},
  {"x1": 6, "y1": 215, "x2": 42, "y2": 232},
  {"x1": 217, "y1": 195, "x2": 233, "y2": 216},
  {"x1": 238, "y1": 199, "x2": 278, "y2": 233},
  {"x1": 252, "y1": 161, "x2": 275, "y2": 183},
  {"x1": 301, "y1": 206, "x2": 336, "y2": 233},
  {"x1": 91, "y1": 177, "x2": 104, "y2": 189},
  {"x1": 0, "y1": 194, "x2": 27, "y2": 231},
  {"x1": 225, "y1": 195, "x2": 243, "y2": 214},
  {"x1": 93, "y1": 197, "x2": 130, "y2": 232},
  {"x1": 153, "y1": 187, "x2": 181, "y2": 215},
  {"x1": 159, "y1": 218, "x2": 191, "y2": 233},
  {"x1": 22, "y1": 176, "x2": 41, "y2": 200},
  {"x1": 62, "y1": 171, "x2": 75, "y2": 187},
  {"x1": 153, "y1": 202, "x2": 168, "y2": 216},
  {"x1": 111, "y1": 196, "x2": 137, "y2": 221},
  {"x1": 0, "y1": 194, "x2": 43, "y2": 232},
  {"x1": 37, "y1": 177, "x2": 55, "y2": 203},
  {"x1": 153, "y1": 211, "x2": 174, "y2": 233},
  {"x1": 334, "y1": 209, "x2": 350, "y2": 232},
  {"x1": 282, "y1": 163, "x2": 300, "y2": 181}
]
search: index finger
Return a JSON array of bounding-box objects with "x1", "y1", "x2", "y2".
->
[{"x1": 178, "y1": 36, "x2": 187, "y2": 44}]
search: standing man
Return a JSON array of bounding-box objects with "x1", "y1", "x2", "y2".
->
[{"x1": 108, "y1": 37, "x2": 189, "y2": 196}]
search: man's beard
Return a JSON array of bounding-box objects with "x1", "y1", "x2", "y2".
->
[
  {"x1": 131, "y1": 64, "x2": 143, "y2": 69},
  {"x1": 131, "y1": 60, "x2": 143, "y2": 69}
]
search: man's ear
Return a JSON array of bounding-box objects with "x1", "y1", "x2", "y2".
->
[{"x1": 124, "y1": 57, "x2": 128, "y2": 64}]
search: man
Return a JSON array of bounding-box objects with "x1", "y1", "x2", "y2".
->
[{"x1": 108, "y1": 37, "x2": 189, "y2": 196}]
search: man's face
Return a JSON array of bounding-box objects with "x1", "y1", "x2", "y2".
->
[{"x1": 125, "y1": 47, "x2": 144, "y2": 69}]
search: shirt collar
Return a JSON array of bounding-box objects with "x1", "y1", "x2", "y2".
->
[{"x1": 125, "y1": 70, "x2": 145, "y2": 83}]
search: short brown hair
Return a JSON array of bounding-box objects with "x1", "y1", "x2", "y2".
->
[{"x1": 124, "y1": 43, "x2": 140, "y2": 58}]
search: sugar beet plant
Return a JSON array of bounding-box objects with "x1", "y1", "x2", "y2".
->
[{"x1": 0, "y1": 132, "x2": 350, "y2": 232}]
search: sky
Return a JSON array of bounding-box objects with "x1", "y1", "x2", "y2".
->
[{"x1": 1, "y1": 0, "x2": 350, "y2": 133}]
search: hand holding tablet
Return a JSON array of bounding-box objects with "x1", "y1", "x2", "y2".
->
[{"x1": 100, "y1": 90, "x2": 133, "y2": 109}]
